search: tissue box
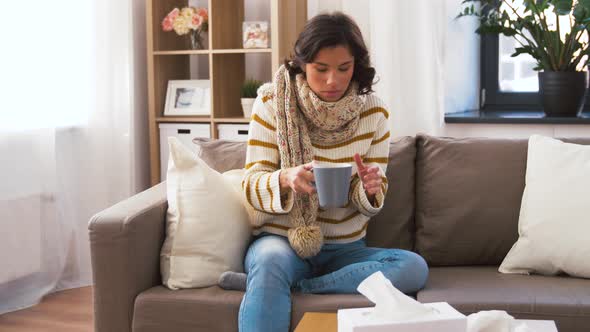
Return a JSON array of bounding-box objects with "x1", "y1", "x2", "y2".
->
[{"x1": 338, "y1": 302, "x2": 466, "y2": 332}]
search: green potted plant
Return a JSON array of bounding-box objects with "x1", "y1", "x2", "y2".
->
[
  {"x1": 241, "y1": 78, "x2": 263, "y2": 118},
  {"x1": 458, "y1": 0, "x2": 590, "y2": 117}
]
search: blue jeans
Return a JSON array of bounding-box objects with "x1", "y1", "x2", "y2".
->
[{"x1": 238, "y1": 233, "x2": 429, "y2": 332}]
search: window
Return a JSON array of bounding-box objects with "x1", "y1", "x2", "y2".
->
[
  {"x1": 0, "y1": 1, "x2": 93, "y2": 132},
  {"x1": 480, "y1": 1, "x2": 590, "y2": 112}
]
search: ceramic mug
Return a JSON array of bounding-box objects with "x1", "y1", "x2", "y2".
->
[{"x1": 313, "y1": 163, "x2": 352, "y2": 208}]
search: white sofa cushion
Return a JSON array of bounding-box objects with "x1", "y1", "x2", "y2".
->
[
  {"x1": 161, "y1": 137, "x2": 251, "y2": 290},
  {"x1": 499, "y1": 135, "x2": 590, "y2": 278}
]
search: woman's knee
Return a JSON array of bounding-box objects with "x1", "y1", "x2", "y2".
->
[
  {"x1": 398, "y1": 250, "x2": 429, "y2": 291},
  {"x1": 407, "y1": 251, "x2": 429, "y2": 284},
  {"x1": 381, "y1": 249, "x2": 429, "y2": 292},
  {"x1": 245, "y1": 235, "x2": 303, "y2": 284}
]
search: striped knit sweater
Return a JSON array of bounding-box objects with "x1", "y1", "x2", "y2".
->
[{"x1": 242, "y1": 93, "x2": 390, "y2": 244}]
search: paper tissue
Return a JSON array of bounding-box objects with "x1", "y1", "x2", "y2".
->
[
  {"x1": 337, "y1": 271, "x2": 466, "y2": 332},
  {"x1": 467, "y1": 311, "x2": 535, "y2": 332}
]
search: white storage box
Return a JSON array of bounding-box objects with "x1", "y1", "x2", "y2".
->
[
  {"x1": 217, "y1": 124, "x2": 250, "y2": 141},
  {"x1": 159, "y1": 123, "x2": 211, "y2": 180},
  {"x1": 338, "y1": 302, "x2": 466, "y2": 332}
]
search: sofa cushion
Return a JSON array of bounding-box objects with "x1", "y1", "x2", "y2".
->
[
  {"x1": 418, "y1": 266, "x2": 590, "y2": 332},
  {"x1": 132, "y1": 286, "x2": 372, "y2": 332},
  {"x1": 414, "y1": 136, "x2": 590, "y2": 266},
  {"x1": 415, "y1": 135, "x2": 528, "y2": 265},
  {"x1": 132, "y1": 286, "x2": 241, "y2": 332},
  {"x1": 499, "y1": 135, "x2": 590, "y2": 278},
  {"x1": 160, "y1": 138, "x2": 251, "y2": 290},
  {"x1": 193, "y1": 138, "x2": 247, "y2": 173},
  {"x1": 365, "y1": 136, "x2": 416, "y2": 250}
]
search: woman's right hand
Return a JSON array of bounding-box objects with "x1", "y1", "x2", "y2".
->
[{"x1": 279, "y1": 162, "x2": 316, "y2": 195}]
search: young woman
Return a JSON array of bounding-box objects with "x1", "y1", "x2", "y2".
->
[{"x1": 221, "y1": 12, "x2": 429, "y2": 332}]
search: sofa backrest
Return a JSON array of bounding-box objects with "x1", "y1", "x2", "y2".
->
[
  {"x1": 365, "y1": 136, "x2": 416, "y2": 250},
  {"x1": 194, "y1": 138, "x2": 247, "y2": 173},
  {"x1": 194, "y1": 135, "x2": 590, "y2": 267},
  {"x1": 414, "y1": 135, "x2": 527, "y2": 266},
  {"x1": 414, "y1": 134, "x2": 590, "y2": 267}
]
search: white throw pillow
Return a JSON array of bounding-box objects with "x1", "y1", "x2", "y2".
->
[
  {"x1": 499, "y1": 135, "x2": 590, "y2": 278},
  {"x1": 161, "y1": 137, "x2": 251, "y2": 290}
]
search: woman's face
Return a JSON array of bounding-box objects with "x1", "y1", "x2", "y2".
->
[{"x1": 304, "y1": 45, "x2": 354, "y2": 102}]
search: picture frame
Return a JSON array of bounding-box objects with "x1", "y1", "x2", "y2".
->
[
  {"x1": 164, "y1": 80, "x2": 211, "y2": 116},
  {"x1": 243, "y1": 21, "x2": 269, "y2": 49}
]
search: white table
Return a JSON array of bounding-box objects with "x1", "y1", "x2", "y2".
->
[
  {"x1": 517, "y1": 319, "x2": 557, "y2": 331},
  {"x1": 295, "y1": 313, "x2": 558, "y2": 332}
]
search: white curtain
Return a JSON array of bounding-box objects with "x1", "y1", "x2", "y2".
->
[
  {"x1": 308, "y1": 0, "x2": 480, "y2": 136},
  {"x1": 0, "y1": 0, "x2": 148, "y2": 314}
]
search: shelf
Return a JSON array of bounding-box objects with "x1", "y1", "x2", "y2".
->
[
  {"x1": 152, "y1": 48, "x2": 272, "y2": 56},
  {"x1": 153, "y1": 50, "x2": 210, "y2": 55},
  {"x1": 156, "y1": 116, "x2": 250, "y2": 123},
  {"x1": 214, "y1": 117, "x2": 251, "y2": 123},
  {"x1": 211, "y1": 48, "x2": 272, "y2": 54},
  {"x1": 146, "y1": 0, "x2": 308, "y2": 185},
  {"x1": 212, "y1": 53, "x2": 245, "y2": 118},
  {"x1": 156, "y1": 116, "x2": 212, "y2": 123},
  {"x1": 157, "y1": 117, "x2": 251, "y2": 124}
]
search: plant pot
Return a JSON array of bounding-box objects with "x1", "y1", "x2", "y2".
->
[
  {"x1": 241, "y1": 98, "x2": 256, "y2": 118},
  {"x1": 538, "y1": 71, "x2": 588, "y2": 117}
]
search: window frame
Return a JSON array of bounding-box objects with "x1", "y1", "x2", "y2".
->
[
  {"x1": 480, "y1": 27, "x2": 590, "y2": 113},
  {"x1": 481, "y1": 33, "x2": 539, "y2": 111}
]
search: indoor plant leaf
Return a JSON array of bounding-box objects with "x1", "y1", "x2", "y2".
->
[
  {"x1": 460, "y1": 0, "x2": 589, "y2": 72},
  {"x1": 551, "y1": 0, "x2": 573, "y2": 16}
]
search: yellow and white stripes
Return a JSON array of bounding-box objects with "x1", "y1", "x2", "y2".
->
[{"x1": 242, "y1": 93, "x2": 391, "y2": 243}]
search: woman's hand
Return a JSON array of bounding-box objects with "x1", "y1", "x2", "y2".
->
[
  {"x1": 279, "y1": 162, "x2": 316, "y2": 195},
  {"x1": 354, "y1": 153, "x2": 383, "y2": 203}
]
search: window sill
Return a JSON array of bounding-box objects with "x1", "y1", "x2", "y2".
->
[{"x1": 445, "y1": 110, "x2": 590, "y2": 124}]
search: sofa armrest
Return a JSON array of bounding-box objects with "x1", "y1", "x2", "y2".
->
[{"x1": 89, "y1": 182, "x2": 167, "y2": 332}]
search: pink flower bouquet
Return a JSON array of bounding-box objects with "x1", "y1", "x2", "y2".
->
[{"x1": 162, "y1": 7, "x2": 208, "y2": 49}]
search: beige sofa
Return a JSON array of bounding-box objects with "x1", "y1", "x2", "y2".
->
[{"x1": 89, "y1": 134, "x2": 590, "y2": 332}]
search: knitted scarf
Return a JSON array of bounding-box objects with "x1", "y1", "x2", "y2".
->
[{"x1": 258, "y1": 65, "x2": 365, "y2": 258}]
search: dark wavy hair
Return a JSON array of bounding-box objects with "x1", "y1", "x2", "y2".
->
[{"x1": 284, "y1": 12, "x2": 376, "y2": 95}]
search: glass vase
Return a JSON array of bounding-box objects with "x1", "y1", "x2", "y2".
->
[{"x1": 189, "y1": 29, "x2": 205, "y2": 50}]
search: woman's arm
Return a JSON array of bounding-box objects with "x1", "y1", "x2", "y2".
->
[
  {"x1": 349, "y1": 111, "x2": 390, "y2": 217},
  {"x1": 242, "y1": 96, "x2": 294, "y2": 214}
]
